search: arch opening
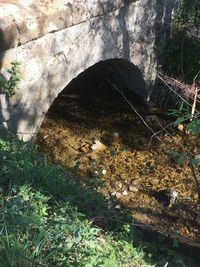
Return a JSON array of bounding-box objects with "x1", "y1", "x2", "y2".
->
[
  {"x1": 62, "y1": 58, "x2": 150, "y2": 107},
  {"x1": 36, "y1": 58, "x2": 151, "y2": 171}
]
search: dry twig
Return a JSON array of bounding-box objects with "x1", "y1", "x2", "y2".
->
[
  {"x1": 157, "y1": 72, "x2": 200, "y2": 108},
  {"x1": 107, "y1": 79, "x2": 164, "y2": 144},
  {"x1": 191, "y1": 71, "x2": 200, "y2": 120},
  {"x1": 190, "y1": 163, "x2": 200, "y2": 205}
]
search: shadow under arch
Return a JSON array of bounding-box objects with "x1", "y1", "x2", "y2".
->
[
  {"x1": 61, "y1": 58, "x2": 150, "y2": 107},
  {"x1": 38, "y1": 58, "x2": 155, "y2": 153}
]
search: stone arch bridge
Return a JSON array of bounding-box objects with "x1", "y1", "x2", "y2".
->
[{"x1": 0, "y1": 0, "x2": 178, "y2": 143}]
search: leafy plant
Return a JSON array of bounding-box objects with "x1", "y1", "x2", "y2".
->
[
  {"x1": 0, "y1": 138, "x2": 151, "y2": 266},
  {"x1": 169, "y1": 150, "x2": 189, "y2": 165},
  {"x1": 169, "y1": 101, "x2": 200, "y2": 135},
  {"x1": 187, "y1": 119, "x2": 200, "y2": 134},
  {"x1": 169, "y1": 102, "x2": 191, "y2": 125},
  {"x1": 0, "y1": 61, "x2": 21, "y2": 97},
  {"x1": 175, "y1": 0, "x2": 200, "y2": 29}
]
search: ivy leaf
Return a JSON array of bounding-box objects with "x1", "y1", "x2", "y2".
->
[
  {"x1": 187, "y1": 120, "x2": 200, "y2": 134},
  {"x1": 191, "y1": 157, "x2": 200, "y2": 166}
]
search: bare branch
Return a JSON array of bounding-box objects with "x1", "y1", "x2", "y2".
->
[
  {"x1": 148, "y1": 121, "x2": 173, "y2": 147},
  {"x1": 185, "y1": 30, "x2": 200, "y2": 39},
  {"x1": 190, "y1": 83, "x2": 198, "y2": 121},
  {"x1": 190, "y1": 163, "x2": 200, "y2": 205},
  {"x1": 107, "y1": 79, "x2": 164, "y2": 144},
  {"x1": 157, "y1": 73, "x2": 200, "y2": 111},
  {"x1": 193, "y1": 70, "x2": 200, "y2": 83}
]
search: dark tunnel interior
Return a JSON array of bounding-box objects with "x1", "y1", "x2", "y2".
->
[{"x1": 61, "y1": 58, "x2": 150, "y2": 108}]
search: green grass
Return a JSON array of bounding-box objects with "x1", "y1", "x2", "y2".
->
[{"x1": 0, "y1": 138, "x2": 197, "y2": 266}]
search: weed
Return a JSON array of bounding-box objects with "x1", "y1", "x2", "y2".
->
[
  {"x1": 0, "y1": 138, "x2": 154, "y2": 266},
  {"x1": 169, "y1": 101, "x2": 200, "y2": 135},
  {"x1": 0, "y1": 61, "x2": 21, "y2": 97}
]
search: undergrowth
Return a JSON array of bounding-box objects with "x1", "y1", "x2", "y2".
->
[
  {"x1": 160, "y1": 0, "x2": 200, "y2": 84},
  {"x1": 0, "y1": 62, "x2": 21, "y2": 97},
  {"x1": 0, "y1": 138, "x2": 151, "y2": 267},
  {"x1": 0, "y1": 138, "x2": 197, "y2": 267}
]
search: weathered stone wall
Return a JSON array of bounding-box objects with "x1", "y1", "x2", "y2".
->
[{"x1": 0, "y1": 0, "x2": 179, "y2": 143}]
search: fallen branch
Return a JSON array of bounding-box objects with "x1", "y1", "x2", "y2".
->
[{"x1": 132, "y1": 222, "x2": 200, "y2": 248}]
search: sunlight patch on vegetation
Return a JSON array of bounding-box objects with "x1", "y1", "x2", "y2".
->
[{"x1": 0, "y1": 138, "x2": 155, "y2": 267}]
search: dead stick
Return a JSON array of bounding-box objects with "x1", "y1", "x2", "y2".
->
[
  {"x1": 191, "y1": 71, "x2": 200, "y2": 120},
  {"x1": 190, "y1": 83, "x2": 198, "y2": 121},
  {"x1": 190, "y1": 162, "x2": 200, "y2": 205}
]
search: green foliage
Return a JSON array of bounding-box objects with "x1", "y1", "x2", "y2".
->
[
  {"x1": 0, "y1": 138, "x2": 197, "y2": 266},
  {"x1": 190, "y1": 156, "x2": 200, "y2": 166},
  {"x1": 175, "y1": 0, "x2": 200, "y2": 28},
  {"x1": 169, "y1": 150, "x2": 188, "y2": 165},
  {"x1": 0, "y1": 138, "x2": 10, "y2": 151},
  {"x1": 0, "y1": 61, "x2": 21, "y2": 97},
  {"x1": 168, "y1": 102, "x2": 200, "y2": 166},
  {"x1": 169, "y1": 102, "x2": 191, "y2": 125},
  {"x1": 169, "y1": 102, "x2": 200, "y2": 135},
  {"x1": 0, "y1": 138, "x2": 153, "y2": 267},
  {"x1": 161, "y1": 0, "x2": 200, "y2": 83},
  {"x1": 187, "y1": 119, "x2": 200, "y2": 134}
]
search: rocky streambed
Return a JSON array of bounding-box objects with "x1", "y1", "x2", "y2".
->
[{"x1": 36, "y1": 91, "x2": 200, "y2": 250}]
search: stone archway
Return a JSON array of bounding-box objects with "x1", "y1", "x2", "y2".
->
[{"x1": 0, "y1": 0, "x2": 179, "y2": 143}]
